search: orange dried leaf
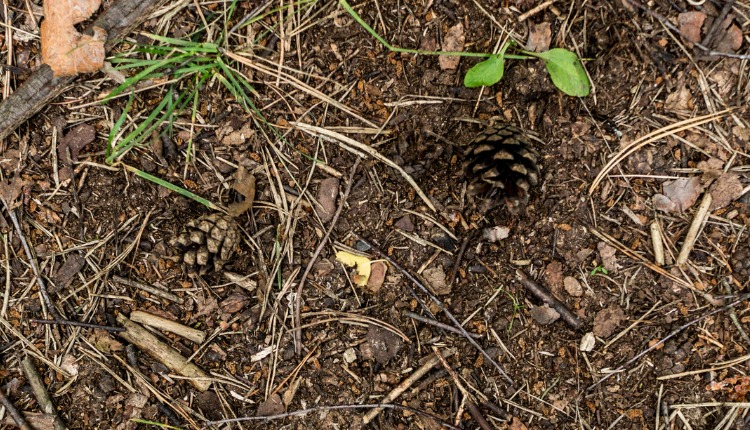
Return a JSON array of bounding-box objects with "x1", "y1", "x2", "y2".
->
[{"x1": 40, "y1": 0, "x2": 107, "y2": 77}]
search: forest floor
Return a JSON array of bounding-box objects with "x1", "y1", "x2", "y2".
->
[{"x1": 1, "y1": 0, "x2": 749, "y2": 429}]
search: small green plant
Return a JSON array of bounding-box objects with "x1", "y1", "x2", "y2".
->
[
  {"x1": 102, "y1": 1, "x2": 269, "y2": 209},
  {"x1": 503, "y1": 289, "x2": 524, "y2": 334},
  {"x1": 590, "y1": 265, "x2": 609, "y2": 276},
  {"x1": 339, "y1": 0, "x2": 590, "y2": 97},
  {"x1": 130, "y1": 419, "x2": 183, "y2": 430},
  {"x1": 105, "y1": 33, "x2": 256, "y2": 164}
]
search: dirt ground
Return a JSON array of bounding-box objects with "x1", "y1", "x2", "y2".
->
[{"x1": 1, "y1": 0, "x2": 749, "y2": 429}]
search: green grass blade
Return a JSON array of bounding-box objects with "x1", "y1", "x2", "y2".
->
[{"x1": 123, "y1": 164, "x2": 219, "y2": 210}]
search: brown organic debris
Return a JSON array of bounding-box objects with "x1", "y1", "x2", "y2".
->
[
  {"x1": 592, "y1": 304, "x2": 626, "y2": 338},
  {"x1": 366, "y1": 261, "x2": 387, "y2": 293},
  {"x1": 228, "y1": 165, "x2": 256, "y2": 217},
  {"x1": 526, "y1": 22, "x2": 551, "y2": 52},
  {"x1": 438, "y1": 23, "x2": 464, "y2": 70},
  {"x1": 315, "y1": 177, "x2": 339, "y2": 223},
  {"x1": 678, "y1": 11, "x2": 705, "y2": 44},
  {"x1": 40, "y1": 0, "x2": 107, "y2": 77},
  {"x1": 708, "y1": 172, "x2": 743, "y2": 210},
  {"x1": 58, "y1": 123, "x2": 96, "y2": 182}
]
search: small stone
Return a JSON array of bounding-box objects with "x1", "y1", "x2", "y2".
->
[
  {"x1": 394, "y1": 215, "x2": 415, "y2": 232},
  {"x1": 564, "y1": 276, "x2": 583, "y2": 297},
  {"x1": 580, "y1": 332, "x2": 596, "y2": 352},
  {"x1": 343, "y1": 348, "x2": 357, "y2": 364}
]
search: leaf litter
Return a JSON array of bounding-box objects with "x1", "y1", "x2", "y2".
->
[{"x1": 1, "y1": 0, "x2": 749, "y2": 428}]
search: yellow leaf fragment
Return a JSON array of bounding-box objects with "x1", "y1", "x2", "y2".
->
[
  {"x1": 40, "y1": 0, "x2": 107, "y2": 77},
  {"x1": 335, "y1": 251, "x2": 371, "y2": 286}
]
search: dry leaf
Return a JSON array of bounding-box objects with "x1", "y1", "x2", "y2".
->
[
  {"x1": 526, "y1": 22, "x2": 551, "y2": 52},
  {"x1": 597, "y1": 242, "x2": 618, "y2": 273},
  {"x1": 678, "y1": 11, "x2": 705, "y2": 44},
  {"x1": 0, "y1": 175, "x2": 31, "y2": 210},
  {"x1": 336, "y1": 251, "x2": 371, "y2": 286},
  {"x1": 509, "y1": 417, "x2": 529, "y2": 430},
  {"x1": 256, "y1": 393, "x2": 284, "y2": 417},
  {"x1": 580, "y1": 332, "x2": 596, "y2": 352},
  {"x1": 58, "y1": 123, "x2": 96, "y2": 182},
  {"x1": 544, "y1": 261, "x2": 564, "y2": 296},
  {"x1": 483, "y1": 225, "x2": 510, "y2": 242},
  {"x1": 423, "y1": 266, "x2": 450, "y2": 295},
  {"x1": 660, "y1": 176, "x2": 702, "y2": 213},
  {"x1": 664, "y1": 84, "x2": 693, "y2": 111},
  {"x1": 708, "y1": 173, "x2": 743, "y2": 210},
  {"x1": 228, "y1": 165, "x2": 256, "y2": 217},
  {"x1": 530, "y1": 304, "x2": 560, "y2": 325},
  {"x1": 89, "y1": 330, "x2": 123, "y2": 354},
  {"x1": 592, "y1": 304, "x2": 626, "y2": 338},
  {"x1": 438, "y1": 23, "x2": 464, "y2": 70},
  {"x1": 40, "y1": 0, "x2": 107, "y2": 77},
  {"x1": 51, "y1": 254, "x2": 85, "y2": 292},
  {"x1": 361, "y1": 325, "x2": 403, "y2": 364}
]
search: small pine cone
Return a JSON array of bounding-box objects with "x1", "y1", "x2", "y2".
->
[
  {"x1": 730, "y1": 243, "x2": 749, "y2": 283},
  {"x1": 170, "y1": 213, "x2": 240, "y2": 273},
  {"x1": 463, "y1": 123, "x2": 541, "y2": 213}
]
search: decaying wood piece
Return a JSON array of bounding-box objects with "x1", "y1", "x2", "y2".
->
[
  {"x1": 117, "y1": 313, "x2": 212, "y2": 392},
  {"x1": 0, "y1": 0, "x2": 170, "y2": 142},
  {"x1": 20, "y1": 356, "x2": 67, "y2": 430}
]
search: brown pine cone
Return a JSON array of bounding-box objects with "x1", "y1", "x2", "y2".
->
[
  {"x1": 170, "y1": 213, "x2": 240, "y2": 273},
  {"x1": 463, "y1": 123, "x2": 542, "y2": 214}
]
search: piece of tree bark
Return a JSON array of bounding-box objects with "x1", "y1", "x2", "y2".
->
[{"x1": 0, "y1": 0, "x2": 170, "y2": 142}]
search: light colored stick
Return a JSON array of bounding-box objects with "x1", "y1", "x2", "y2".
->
[
  {"x1": 518, "y1": 0, "x2": 556, "y2": 22},
  {"x1": 116, "y1": 313, "x2": 211, "y2": 391},
  {"x1": 650, "y1": 221, "x2": 665, "y2": 266},
  {"x1": 362, "y1": 348, "x2": 456, "y2": 424},
  {"x1": 20, "y1": 356, "x2": 67, "y2": 430},
  {"x1": 290, "y1": 122, "x2": 437, "y2": 212},
  {"x1": 676, "y1": 193, "x2": 712, "y2": 266},
  {"x1": 129, "y1": 310, "x2": 206, "y2": 344}
]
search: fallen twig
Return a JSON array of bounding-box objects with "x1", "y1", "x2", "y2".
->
[
  {"x1": 588, "y1": 298, "x2": 742, "y2": 390},
  {"x1": 676, "y1": 193, "x2": 712, "y2": 267},
  {"x1": 30, "y1": 319, "x2": 125, "y2": 333},
  {"x1": 20, "y1": 356, "x2": 67, "y2": 430},
  {"x1": 516, "y1": 269, "x2": 583, "y2": 330},
  {"x1": 116, "y1": 313, "x2": 211, "y2": 391},
  {"x1": 293, "y1": 158, "x2": 360, "y2": 355},
  {"x1": 363, "y1": 348, "x2": 457, "y2": 424},
  {"x1": 353, "y1": 233, "x2": 515, "y2": 386},
  {"x1": 112, "y1": 275, "x2": 184, "y2": 304},
  {"x1": 129, "y1": 310, "x2": 205, "y2": 343},
  {"x1": 432, "y1": 346, "x2": 492, "y2": 430},
  {"x1": 0, "y1": 388, "x2": 31, "y2": 430},
  {"x1": 403, "y1": 310, "x2": 481, "y2": 338}
]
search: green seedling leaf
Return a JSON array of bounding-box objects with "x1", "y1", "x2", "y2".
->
[
  {"x1": 531, "y1": 48, "x2": 590, "y2": 97},
  {"x1": 464, "y1": 54, "x2": 505, "y2": 88}
]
